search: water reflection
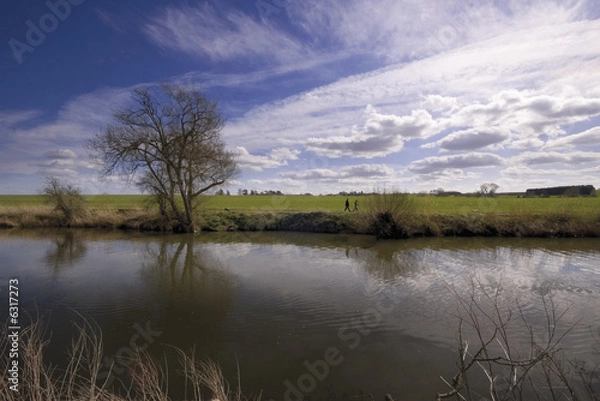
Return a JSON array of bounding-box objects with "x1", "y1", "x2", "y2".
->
[
  {"x1": 44, "y1": 230, "x2": 87, "y2": 275},
  {"x1": 1, "y1": 230, "x2": 599, "y2": 400},
  {"x1": 138, "y1": 235, "x2": 235, "y2": 352}
]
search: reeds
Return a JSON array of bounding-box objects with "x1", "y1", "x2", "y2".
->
[
  {"x1": 0, "y1": 207, "x2": 169, "y2": 231},
  {"x1": 0, "y1": 318, "x2": 259, "y2": 401}
]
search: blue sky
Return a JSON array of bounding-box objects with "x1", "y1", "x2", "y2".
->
[{"x1": 1, "y1": 0, "x2": 600, "y2": 195}]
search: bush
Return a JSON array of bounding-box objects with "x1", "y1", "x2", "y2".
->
[
  {"x1": 41, "y1": 177, "x2": 86, "y2": 225},
  {"x1": 362, "y1": 191, "x2": 420, "y2": 239}
]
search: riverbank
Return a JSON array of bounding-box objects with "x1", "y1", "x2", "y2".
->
[{"x1": 1, "y1": 206, "x2": 599, "y2": 238}]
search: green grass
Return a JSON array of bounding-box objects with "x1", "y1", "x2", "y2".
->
[
  {"x1": 83, "y1": 195, "x2": 150, "y2": 208},
  {"x1": 0, "y1": 194, "x2": 346, "y2": 211},
  {"x1": 201, "y1": 195, "x2": 345, "y2": 211},
  {"x1": 0, "y1": 195, "x2": 149, "y2": 208},
  {"x1": 416, "y1": 195, "x2": 600, "y2": 217},
  {"x1": 1, "y1": 194, "x2": 599, "y2": 217}
]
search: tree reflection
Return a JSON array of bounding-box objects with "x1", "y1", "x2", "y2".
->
[
  {"x1": 139, "y1": 235, "x2": 235, "y2": 352},
  {"x1": 44, "y1": 230, "x2": 87, "y2": 276},
  {"x1": 352, "y1": 243, "x2": 422, "y2": 281}
]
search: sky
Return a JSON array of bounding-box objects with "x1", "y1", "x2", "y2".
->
[{"x1": 1, "y1": 0, "x2": 600, "y2": 195}]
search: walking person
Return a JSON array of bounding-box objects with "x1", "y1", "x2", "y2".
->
[
  {"x1": 353, "y1": 199, "x2": 359, "y2": 212},
  {"x1": 344, "y1": 197, "x2": 350, "y2": 212}
]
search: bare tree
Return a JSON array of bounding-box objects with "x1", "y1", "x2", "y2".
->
[
  {"x1": 479, "y1": 183, "x2": 500, "y2": 197},
  {"x1": 88, "y1": 84, "x2": 238, "y2": 233},
  {"x1": 41, "y1": 176, "x2": 86, "y2": 225},
  {"x1": 488, "y1": 182, "x2": 499, "y2": 197},
  {"x1": 431, "y1": 187, "x2": 445, "y2": 196}
]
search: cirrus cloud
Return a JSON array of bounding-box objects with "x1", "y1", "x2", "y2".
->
[{"x1": 144, "y1": 3, "x2": 311, "y2": 66}]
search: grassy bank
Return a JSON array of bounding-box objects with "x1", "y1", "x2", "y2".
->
[{"x1": 1, "y1": 203, "x2": 599, "y2": 238}]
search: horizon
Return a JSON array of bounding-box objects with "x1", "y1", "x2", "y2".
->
[
  {"x1": 2, "y1": 0, "x2": 600, "y2": 195},
  {"x1": 1, "y1": 183, "x2": 598, "y2": 197}
]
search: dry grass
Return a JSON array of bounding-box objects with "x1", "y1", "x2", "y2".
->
[
  {"x1": 0, "y1": 317, "x2": 260, "y2": 401},
  {"x1": 0, "y1": 206, "x2": 169, "y2": 231},
  {"x1": 0, "y1": 205, "x2": 54, "y2": 228}
]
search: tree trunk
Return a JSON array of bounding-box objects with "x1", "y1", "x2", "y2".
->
[{"x1": 175, "y1": 193, "x2": 196, "y2": 233}]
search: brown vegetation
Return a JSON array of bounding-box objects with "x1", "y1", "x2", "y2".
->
[{"x1": 0, "y1": 318, "x2": 258, "y2": 401}]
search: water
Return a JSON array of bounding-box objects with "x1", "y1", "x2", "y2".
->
[{"x1": 1, "y1": 229, "x2": 600, "y2": 400}]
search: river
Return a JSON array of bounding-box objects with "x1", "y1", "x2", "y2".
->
[{"x1": 1, "y1": 229, "x2": 599, "y2": 400}]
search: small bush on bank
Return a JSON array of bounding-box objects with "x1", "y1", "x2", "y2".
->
[
  {"x1": 361, "y1": 192, "x2": 420, "y2": 239},
  {"x1": 41, "y1": 177, "x2": 86, "y2": 226}
]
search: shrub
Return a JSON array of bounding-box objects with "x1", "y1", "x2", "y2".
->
[
  {"x1": 362, "y1": 191, "x2": 420, "y2": 239},
  {"x1": 41, "y1": 177, "x2": 86, "y2": 225}
]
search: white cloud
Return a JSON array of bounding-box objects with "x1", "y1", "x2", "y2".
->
[
  {"x1": 509, "y1": 137, "x2": 546, "y2": 150},
  {"x1": 511, "y1": 151, "x2": 600, "y2": 165},
  {"x1": 421, "y1": 95, "x2": 459, "y2": 115},
  {"x1": 0, "y1": 110, "x2": 42, "y2": 128},
  {"x1": 424, "y1": 127, "x2": 510, "y2": 151},
  {"x1": 544, "y1": 126, "x2": 600, "y2": 149},
  {"x1": 450, "y1": 90, "x2": 600, "y2": 140},
  {"x1": 502, "y1": 165, "x2": 600, "y2": 178},
  {"x1": 407, "y1": 168, "x2": 481, "y2": 187},
  {"x1": 269, "y1": 147, "x2": 300, "y2": 162},
  {"x1": 281, "y1": 164, "x2": 395, "y2": 181},
  {"x1": 224, "y1": 17, "x2": 600, "y2": 152},
  {"x1": 44, "y1": 149, "x2": 78, "y2": 160},
  {"x1": 4, "y1": 1, "x2": 600, "y2": 194},
  {"x1": 286, "y1": 0, "x2": 592, "y2": 64},
  {"x1": 234, "y1": 147, "x2": 300, "y2": 172},
  {"x1": 248, "y1": 163, "x2": 404, "y2": 194},
  {"x1": 408, "y1": 153, "x2": 505, "y2": 175},
  {"x1": 145, "y1": 0, "x2": 594, "y2": 71},
  {"x1": 144, "y1": 4, "x2": 312, "y2": 66},
  {"x1": 0, "y1": 87, "x2": 132, "y2": 193},
  {"x1": 501, "y1": 164, "x2": 600, "y2": 191},
  {"x1": 305, "y1": 105, "x2": 442, "y2": 158}
]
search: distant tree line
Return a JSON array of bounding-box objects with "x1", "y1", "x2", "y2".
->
[
  {"x1": 526, "y1": 185, "x2": 596, "y2": 197},
  {"x1": 327, "y1": 191, "x2": 377, "y2": 196},
  {"x1": 236, "y1": 189, "x2": 284, "y2": 196}
]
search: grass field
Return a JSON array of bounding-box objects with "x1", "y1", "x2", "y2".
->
[
  {"x1": 0, "y1": 194, "x2": 598, "y2": 217},
  {"x1": 0, "y1": 195, "x2": 149, "y2": 208}
]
